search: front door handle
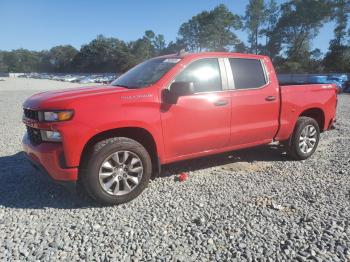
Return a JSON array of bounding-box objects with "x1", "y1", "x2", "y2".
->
[
  {"x1": 214, "y1": 100, "x2": 228, "y2": 106},
  {"x1": 265, "y1": 96, "x2": 276, "y2": 102}
]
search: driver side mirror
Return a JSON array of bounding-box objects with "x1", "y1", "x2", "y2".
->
[
  {"x1": 163, "y1": 81, "x2": 195, "y2": 104},
  {"x1": 169, "y1": 81, "x2": 195, "y2": 96}
]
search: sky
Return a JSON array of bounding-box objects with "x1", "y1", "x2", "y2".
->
[{"x1": 0, "y1": 0, "x2": 335, "y2": 53}]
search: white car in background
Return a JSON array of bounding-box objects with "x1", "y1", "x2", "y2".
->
[
  {"x1": 78, "y1": 76, "x2": 98, "y2": 84},
  {"x1": 63, "y1": 75, "x2": 80, "y2": 82}
]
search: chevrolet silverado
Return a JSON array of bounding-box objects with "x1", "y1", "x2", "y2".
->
[{"x1": 22, "y1": 52, "x2": 337, "y2": 205}]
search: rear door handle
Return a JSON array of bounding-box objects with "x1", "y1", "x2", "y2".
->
[
  {"x1": 265, "y1": 96, "x2": 276, "y2": 102},
  {"x1": 214, "y1": 100, "x2": 228, "y2": 106}
]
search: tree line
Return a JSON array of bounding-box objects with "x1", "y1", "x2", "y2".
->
[{"x1": 0, "y1": 0, "x2": 349, "y2": 74}]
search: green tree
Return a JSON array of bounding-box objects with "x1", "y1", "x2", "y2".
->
[
  {"x1": 332, "y1": 0, "x2": 349, "y2": 46},
  {"x1": 47, "y1": 45, "x2": 78, "y2": 72},
  {"x1": 143, "y1": 30, "x2": 166, "y2": 54},
  {"x1": 178, "y1": 4, "x2": 242, "y2": 52},
  {"x1": 1, "y1": 49, "x2": 41, "y2": 72},
  {"x1": 323, "y1": 0, "x2": 350, "y2": 72},
  {"x1": 272, "y1": 0, "x2": 332, "y2": 72},
  {"x1": 178, "y1": 13, "x2": 206, "y2": 52},
  {"x1": 0, "y1": 51, "x2": 8, "y2": 72},
  {"x1": 262, "y1": 0, "x2": 280, "y2": 56},
  {"x1": 3, "y1": 1, "x2": 349, "y2": 74},
  {"x1": 128, "y1": 31, "x2": 156, "y2": 65},
  {"x1": 244, "y1": 0, "x2": 267, "y2": 54},
  {"x1": 160, "y1": 40, "x2": 186, "y2": 55},
  {"x1": 205, "y1": 5, "x2": 242, "y2": 51},
  {"x1": 324, "y1": 45, "x2": 350, "y2": 72},
  {"x1": 153, "y1": 34, "x2": 166, "y2": 53},
  {"x1": 72, "y1": 35, "x2": 131, "y2": 72}
]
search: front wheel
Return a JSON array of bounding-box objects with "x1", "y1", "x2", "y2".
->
[
  {"x1": 286, "y1": 117, "x2": 320, "y2": 160},
  {"x1": 80, "y1": 137, "x2": 152, "y2": 205}
]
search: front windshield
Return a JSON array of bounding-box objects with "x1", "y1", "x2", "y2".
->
[{"x1": 111, "y1": 57, "x2": 181, "y2": 88}]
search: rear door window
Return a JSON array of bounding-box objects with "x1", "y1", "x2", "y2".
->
[{"x1": 229, "y1": 58, "x2": 267, "y2": 89}]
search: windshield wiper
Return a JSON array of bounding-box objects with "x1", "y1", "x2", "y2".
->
[{"x1": 112, "y1": 84, "x2": 130, "y2": 88}]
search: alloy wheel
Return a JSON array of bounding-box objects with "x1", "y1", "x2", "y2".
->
[
  {"x1": 98, "y1": 151, "x2": 143, "y2": 196},
  {"x1": 299, "y1": 125, "x2": 317, "y2": 154}
]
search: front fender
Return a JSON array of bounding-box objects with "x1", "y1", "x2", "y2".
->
[{"x1": 61, "y1": 118, "x2": 164, "y2": 168}]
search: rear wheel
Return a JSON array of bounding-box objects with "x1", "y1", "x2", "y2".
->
[
  {"x1": 286, "y1": 117, "x2": 320, "y2": 160},
  {"x1": 80, "y1": 137, "x2": 152, "y2": 205}
]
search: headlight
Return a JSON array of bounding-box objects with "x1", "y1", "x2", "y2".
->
[
  {"x1": 43, "y1": 110, "x2": 74, "y2": 122},
  {"x1": 40, "y1": 130, "x2": 62, "y2": 142}
]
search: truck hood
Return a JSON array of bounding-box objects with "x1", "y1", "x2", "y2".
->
[{"x1": 23, "y1": 85, "x2": 129, "y2": 109}]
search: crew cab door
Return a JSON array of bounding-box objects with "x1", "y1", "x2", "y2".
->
[
  {"x1": 160, "y1": 58, "x2": 231, "y2": 160},
  {"x1": 225, "y1": 57, "x2": 280, "y2": 146}
]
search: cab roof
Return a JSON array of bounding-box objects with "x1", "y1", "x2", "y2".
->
[{"x1": 156, "y1": 52, "x2": 268, "y2": 60}]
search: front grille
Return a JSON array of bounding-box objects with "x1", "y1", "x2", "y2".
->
[
  {"x1": 24, "y1": 109, "x2": 39, "y2": 120},
  {"x1": 26, "y1": 126, "x2": 42, "y2": 145}
]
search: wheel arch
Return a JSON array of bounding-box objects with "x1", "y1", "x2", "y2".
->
[
  {"x1": 299, "y1": 107, "x2": 325, "y2": 132},
  {"x1": 79, "y1": 127, "x2": 160, "y2": 177}
]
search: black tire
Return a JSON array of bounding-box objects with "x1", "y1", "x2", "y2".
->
[
  {"x1": 80, "y1": 137, "x2": 152, "y2": 205},
  {"x1": 286, "y1": 117, "x2": 320, "y2": 160}
]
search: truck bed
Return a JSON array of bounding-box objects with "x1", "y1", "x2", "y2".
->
[
  {"x1": 275, "y1": 83, "x2": 337, "y2": 141},
  {"x1": 280, "y1": 82, "x2": 331, "y2": 86}
]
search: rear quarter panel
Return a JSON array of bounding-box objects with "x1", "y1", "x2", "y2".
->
[{"x1": 276, "y1": 84, "x2": 337, "y2": 141}]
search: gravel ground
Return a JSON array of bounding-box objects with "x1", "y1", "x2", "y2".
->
[{"x1": 0, "y1": 78, "x2": 349, "y2": 261}]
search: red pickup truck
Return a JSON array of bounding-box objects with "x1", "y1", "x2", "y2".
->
[{"x1": 22, "y1": 52, "x2": 337, "y2": 205}]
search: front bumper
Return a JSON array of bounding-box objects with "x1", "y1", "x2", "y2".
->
[{"x1": 22, "y1": 134, "x2": 78, "y2": 182}]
